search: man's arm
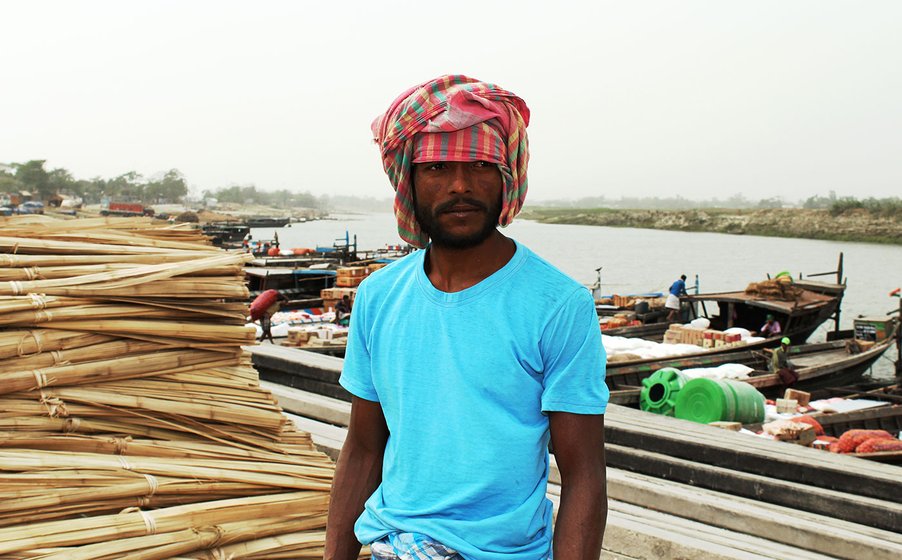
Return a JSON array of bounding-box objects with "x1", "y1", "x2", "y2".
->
[
  {"x1": 550, "y1": 412, "x2": 607, "y2": 560},
  {"x1": 325, "y1": 396, "x2": 389, "y2": 560}
]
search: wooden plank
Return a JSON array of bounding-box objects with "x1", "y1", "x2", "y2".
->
[
  {"x1": 605, "y1": 404, "x2": 902, "y2": 500},
  {"x1": 604, "y1": 443, "x2": 902, "y2": 533},
  {"x1": 601, "y1": 451, "x2": 902, "y2": 556},
  {"x1": 264, "y1": 381, "x2": 351, "y2": 427},
  {"x1": 258, "y1": 368, "x2": 351, "y2": 401},
  {"x1": 601, "y1": 500, "x2": 841, "y2": 560},
  {"x1": 609, "y1": 408, "x2": 898, "y2": 479},
  {"x1": 306, "y1": 420, "x2": 838, "y2": 560}
]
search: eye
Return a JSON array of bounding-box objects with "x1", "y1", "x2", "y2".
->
[
  {"x1": 473, "y1": 161, "x2": 492, "y2": 168},
  {"x1": 424, "y1": 162, "x2": 446, "y2": 171}
]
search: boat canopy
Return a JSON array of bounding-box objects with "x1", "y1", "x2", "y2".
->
[{"x1": 685, "y1": 288, "x2": 836, "y2": 314}]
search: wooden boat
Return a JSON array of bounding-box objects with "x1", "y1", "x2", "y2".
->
[
  {"x1": 602, "y1": 255, "x2": 848, "y2": 342},
  {"x1": 200, "y1": 222, "x2": 250, "y2": 246},
  {"x1": 603, "y1": 275, "x2": 848, "y2": 391},
  {"x1": 245, "y1": 266, "x2": 336, "y2": 308},
  {"x1": 245, "y1": 216, "x2": 291, "y2": 228},
  {"x1": 609, "y1": 318, "x2": 899, "y2": 404}
]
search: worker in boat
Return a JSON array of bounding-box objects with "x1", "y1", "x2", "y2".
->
[
  {"x1": 334, "y1": 294, "x2": 352, "y2": 326},
  {"x1": 326, "y1": 76, "x2": 608, "y2": 560},
  {"x1": 771, "y1": 336, "x2": 798, "y2": 386},
  {"x1": 665, "y1": 274, "x2": 688, "y2": 322},
  {"x1": 759, "y1": 314, "x2": 782, "y2": 338}
]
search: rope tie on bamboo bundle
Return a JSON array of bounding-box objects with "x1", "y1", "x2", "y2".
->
[
  {"x1": 63, "y1": 417, "x2": 81, "y2": 433},
  {"x1": 34, "y1": 309, "x2": 53, "y2": 323},
  {"x1": 137, "y1": 510, "x2": 157, "y2": 535},
  {"x1": 200, "y1": 527, "x2": 228, "y2": 556},
  {"x1": 31, "y1": 369, "x2": 49, "y2": 390},
  {"x1": 10, "y1": 280, "x2": 24, "y2": 295},
  {"x1": 207, "y1": 546, "x2": 232, "y2": 560},
  {"x1": 23, "y1": 267, "x2": 37, "y2": 281},
  {"x1": 112, "y1": 436, "x2": 131, "y2": 455},
  {"x1": 17, "y1": 330, "x2": 44, "y2": 357},
  {"x1": 40, "y1": 391, "x2": 68, "y2": 418},
  {"x1": 28, "y1": 293, "x2": 46, "y2": 309},
  {"x1": 143, "y1": 473, "x2": 159, "y2": 497},
  {"x1": 118, "y1": 455, "x2": 134, "y2": 471},
  {"x1": 50, "y1": 349, "x2": 65, "y2": 365}
]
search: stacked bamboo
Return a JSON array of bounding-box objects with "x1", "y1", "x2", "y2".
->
[{"x1": 0, "y1": 215, "x2": 337, "y2": 559}]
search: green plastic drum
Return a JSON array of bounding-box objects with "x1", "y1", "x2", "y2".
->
[
  {"x1": 728, "y1": 380, "x2": 766, "y2": 424},
  {"x1": 674, "y1": 378, "x2": 765, "y2": 424},
  {"x1": 674, "y1": 378, "x2": 735, "y2": 424},
  {"x1": 640, "y1": 368, "x2": 687, "y2": 416}
]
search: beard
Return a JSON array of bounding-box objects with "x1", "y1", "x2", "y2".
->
[{"x1": 415, "y1": 195, "x2": 502, "y2": 249}]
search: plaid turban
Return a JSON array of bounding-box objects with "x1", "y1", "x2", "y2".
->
[{"x1": 371, "y1": 75, "x2": 530, "y2": 248}]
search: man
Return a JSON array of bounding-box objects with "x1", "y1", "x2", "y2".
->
[
  {"x1": 665, "y1": 274, "x2": 688, "y2": 321},
  {"x1": 250, "y1": 289, "x2": 286, "y2": 344},
  {"x1": 334, "y1": 294, "x2": 352, "y2": 326},
  {"x1": 325, "y1": 75, "x2": 609, "y2": 560},
  {"x1": 760, "y1": 314, "x2": 782, "y2": 337},
  {"x1": 771, "y1": 336, "x2": 798, "y2": 386}
]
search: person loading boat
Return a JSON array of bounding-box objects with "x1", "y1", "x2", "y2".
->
[
  {"x1": 771, "y1": 336, "x2": 798, "y2": 386},
  {"x1": 325, "y1": 75, "x2": 609, "y2": 560},
  {"x1": 665, "y1": 274, "x2": 688, "y2": 321},
  {"x1": 334, "y1": 294, "x2": 352, "y2": 326}
]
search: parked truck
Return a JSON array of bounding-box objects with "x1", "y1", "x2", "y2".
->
[{"x1": 100, "y1": 198, "x2": 154, "y2": 217}]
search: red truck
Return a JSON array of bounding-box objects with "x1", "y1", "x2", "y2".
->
[{"x1": 100, "y1": 199, "x2": 155, "y2": 217}]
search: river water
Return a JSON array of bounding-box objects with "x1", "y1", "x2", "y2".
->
[{"x1": 253, "y1": 212, "x2": 902, "y2": 381}]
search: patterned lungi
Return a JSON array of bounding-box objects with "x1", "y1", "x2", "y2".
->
[{"x1": 370, "y1": 533, "x2": 464, "y2": 560}]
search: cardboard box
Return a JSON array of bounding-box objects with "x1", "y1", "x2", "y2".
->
[
  {"x1": 320, "y1": 287, "x2": 357, "y2": 301},
  {"x1": 335, "y1": 276, "x2": 364, "y2": 288},
  {"x1": 336, "y1": 266, "x2": 367, "y2": 278},
  {"x1": 784, "y1": 388, "x2": 811, "y2": 407},
  {"x1": 763, "y1": 420, "x2": 816, "y2": 446},
  {"x1": 776, "y1": 398, "x2": 798, "y2": 414}
]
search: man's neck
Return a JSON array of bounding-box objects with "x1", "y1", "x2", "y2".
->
[{"x1": 424, "y1": 231, "x2": 516, "y2": 293}]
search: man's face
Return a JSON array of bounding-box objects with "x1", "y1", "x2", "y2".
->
[{"x1": 412, "y1": 161, "x2": 503, "y2": 249}]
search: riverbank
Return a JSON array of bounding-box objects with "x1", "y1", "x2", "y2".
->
[{"x1": 521, "y1": 207, "x2": 902, "y2": 245}]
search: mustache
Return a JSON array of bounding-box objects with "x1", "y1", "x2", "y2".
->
[{"x1": 435, "y1": 198, "x2": 489, "y2": 214}]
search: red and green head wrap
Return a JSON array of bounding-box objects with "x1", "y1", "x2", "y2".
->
[{"x1": 371, "y1": 75, "x2": 530, "y2": 248}]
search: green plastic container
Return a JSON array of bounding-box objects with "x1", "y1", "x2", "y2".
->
[
  {"x1": 728, "y1": 380, "x2": 766, "y2": 424},
  {"x1": 674, "y1": 378, "x2": 765, "y2": 424},
  {"x1": 640, "y1": 368, "x2": 687, "y2": 416}
]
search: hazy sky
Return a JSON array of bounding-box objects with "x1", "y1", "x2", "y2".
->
[{"x1": 2, "y1": 1, "x2": 900, "y2": 202}]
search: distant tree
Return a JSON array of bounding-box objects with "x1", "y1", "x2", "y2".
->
[
  {"x1": 13, "y1": 160, "x2": 51, "y2": 199},
  {"x1": 105, "y1": 171, "x2": 144, "y2": 200},
  {"x1": 47, "y1": 167, "x2": 76, "y2": 195},
  {"x1": 145, "y1": 169, "x2": 188, "y2": 203},
  {"x1": 0, "y1": 167, "x2": 20, "y2": 192},
  {"x1": 756, "y1": 197, "x2": 784, "y2": 209},
  {"x1": 803, "y1": 195, "x2": 833, "y2": 209}
]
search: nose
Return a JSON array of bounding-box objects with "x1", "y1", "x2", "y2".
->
[{"x1": 447, "y1": 164, "x2": 472, "y2": 194}]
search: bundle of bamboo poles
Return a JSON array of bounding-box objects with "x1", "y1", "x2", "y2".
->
[{"x1": 0, "y1": 215, "x2": 341, "y2": 559}]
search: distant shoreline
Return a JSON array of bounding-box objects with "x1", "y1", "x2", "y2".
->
[{"x1": 520, "y1": 207, "x2": 902, "y2": 246}]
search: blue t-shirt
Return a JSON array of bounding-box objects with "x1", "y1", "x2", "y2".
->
[
  {"x1": 669, "y1": 279, "x2": 686, "y2": 296},
  {"x1": 340, "y1": 241, "x2": 608, "y2": 560}
]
